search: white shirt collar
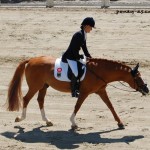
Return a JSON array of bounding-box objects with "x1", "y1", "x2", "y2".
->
[{"x1": 84, "y1": 30, "x2": 87, "y2": 40}]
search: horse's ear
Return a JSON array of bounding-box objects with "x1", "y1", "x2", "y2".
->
[
  {"x1": 134, "y1": 63, "x2": 139, "y2": 71},
  {"x1": 131, "y1": 63, "x2": 139, "y2": 76}
]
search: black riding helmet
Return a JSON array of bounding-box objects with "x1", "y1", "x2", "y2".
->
[{"x1": 81, "y1": 17, "x2": 95, "y2": 28}]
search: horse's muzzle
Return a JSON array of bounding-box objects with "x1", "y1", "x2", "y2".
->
[{"x1": 139, "y1": 84, "x2": 149, "y2": 96}]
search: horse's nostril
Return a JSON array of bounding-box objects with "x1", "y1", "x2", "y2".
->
[{"x1": 146, "y1": 89, "x2": 149, "y2": 93}]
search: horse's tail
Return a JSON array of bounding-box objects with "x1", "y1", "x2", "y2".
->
[{"x1": 6, "y1": 60, "x2": 29, "y2": 111}]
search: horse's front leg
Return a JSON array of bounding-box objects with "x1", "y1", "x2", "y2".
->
[
  {"x1": 70, "y1": 93, "x2": 88, "y2": 130},
  {"x1": 96, "y1": 89, "x2": 125, "y2": 129}
]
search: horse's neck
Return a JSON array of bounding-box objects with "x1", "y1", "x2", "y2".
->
[{"x1": 87, "y1": 58, "x2": 132, "y2": 83}]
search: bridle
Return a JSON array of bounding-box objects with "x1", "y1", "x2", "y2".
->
[
  {"x1": 110, "y1": 72, "x2": 148, "y2": 96},
  {"x1": 88, "y1": 67, "x2": 145, "y2": 93},
  {"x1": 108, "y1": 81, "x2": 137, "y2": 93},
  {"x1": 87, "y1": 60, "x2": 148, "y2": 94},
  {"x1": 132, "y1": 74, "x2": 148, "y2": 93},
  {"x1": 112, "y1": 75, "x2": 143, "y2": 92}
]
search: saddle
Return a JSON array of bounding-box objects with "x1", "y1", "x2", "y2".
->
[{"x1": 54, "y1": 57, "x2": 86, "y2": 82}]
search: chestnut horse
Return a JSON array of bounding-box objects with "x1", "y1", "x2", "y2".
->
[{"x1": 6, "y1": 56, "x2": 149, "y2": 129}]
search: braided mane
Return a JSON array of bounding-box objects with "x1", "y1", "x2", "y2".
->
[{"x1": 88, "y1": 58, "x2": 131, "y2": 72}]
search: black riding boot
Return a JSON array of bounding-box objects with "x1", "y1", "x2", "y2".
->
[{"x1": 71, "y1": 75, "x2": 79, "y2": 98}]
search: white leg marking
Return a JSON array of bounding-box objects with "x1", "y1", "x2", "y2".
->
[
  {"x1": 20, "y1": 108, "x2": 27, "y2": 121},
  {"x1": 70, "y1": 113, "x2": 76, "y2": 126},
  {"x1": 40, "y1": 108, "x2": 49, "y2": 122}
]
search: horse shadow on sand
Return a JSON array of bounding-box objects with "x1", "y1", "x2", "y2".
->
[{"x1": 1, "y1": 126, "x2": 144, "y2": 149}]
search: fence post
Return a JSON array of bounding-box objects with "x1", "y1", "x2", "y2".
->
[
  {"x1": 46, "y1": 0, "x2": 54, "y2": 8},
  {"x1": 101, "y1": 0, "x2": 110, "y2": 8}
]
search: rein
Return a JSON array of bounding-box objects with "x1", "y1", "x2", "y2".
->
[
  {"x1": 108, "y1": 81, "x2": 137, "y2": 93},
  {"x1": 87, "y1": 65, "x2": 137, "y2": 93}
]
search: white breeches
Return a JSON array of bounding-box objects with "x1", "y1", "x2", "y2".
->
[{"x1": 67, "y1": 59, "x2": 78, "y2": 77}]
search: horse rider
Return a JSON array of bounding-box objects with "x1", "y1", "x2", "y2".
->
[{"x1": 62, "y1": 17, "x2": 95, "y2": 98}]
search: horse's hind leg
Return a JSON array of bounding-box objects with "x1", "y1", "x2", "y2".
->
[
  {"x1": 15, "y1": 88, "x2": 38, "y2": 122},
  {"x1": 37, "y1": 84, "x2": 53, "y2": 126}
]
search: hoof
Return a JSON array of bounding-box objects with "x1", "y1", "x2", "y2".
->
[
  {"x1": 46, "y1": 121, "x2": 53, "y2": 126},
  {"x1": 15, "y1": 117, "x2": 21, "y2": 122},
  {"x1": 71, "y1": 125, "x2": 78, "y2": 130},
  {"x1": 118, "y1": 123, "x2": 125, "y2": 129}
]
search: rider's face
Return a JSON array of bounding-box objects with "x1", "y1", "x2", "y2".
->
[{"x1": 84, "y1": 25, "x2": 92, "y2": 33}]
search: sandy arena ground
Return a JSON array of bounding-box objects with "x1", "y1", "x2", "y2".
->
[{"x1": 0, "y1": 7, "x2": 150, "y2": 150}]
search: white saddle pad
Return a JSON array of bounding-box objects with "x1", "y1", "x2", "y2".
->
[{"x1": 54, "y1": 58, "x2": 86, "y2": 82}]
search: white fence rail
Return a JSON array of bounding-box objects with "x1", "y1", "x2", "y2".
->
[{"x1": 1, "y1": 0, "x2": 150, "y2": 8}]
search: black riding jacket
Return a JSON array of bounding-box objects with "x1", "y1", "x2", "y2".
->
[{"x1": 62, "y1": 29, "x2": 92, "y2": 62}]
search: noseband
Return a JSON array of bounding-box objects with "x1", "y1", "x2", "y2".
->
[{"x1": 133, "y1": 75, "x2": 147, "y2": 92}]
